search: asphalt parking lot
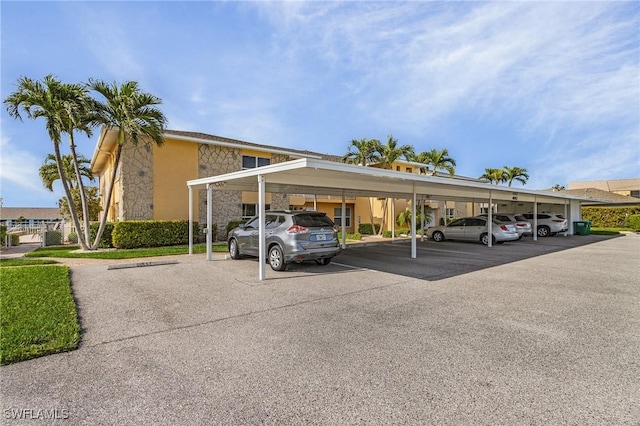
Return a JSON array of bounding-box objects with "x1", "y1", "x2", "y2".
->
[{"x1": 1, "y1": 234, "x2": 638, "y2": 424}]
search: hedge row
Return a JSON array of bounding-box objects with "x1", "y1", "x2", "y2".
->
[
  {"x1": 110, "y1": 220, "x2": 199, "y2": 249},
  {"x1": 358, "y1": 223, "x2": 380, "y2": 235},
  {"x1": 581, "y1": 206, "x2": 640, "y2": 228},
  {"x1": 627, "y1": 214, "x2": 640, "y2": 231}
]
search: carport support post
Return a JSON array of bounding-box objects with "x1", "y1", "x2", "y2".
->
[
  {"x1": 188, "y1": 185, "x2": 193, "y2": 255},
  {"x1": 411, "y1": 189, "x2": 417, "y2": 258},
  {"x1": 341, "y1": 192, "x2": 346, "y2": 249},
  {"x1": 258, "y1": 175, "x2": 266, "y2": 281},
  {"x1": 391, "y1": 198, "x2": 395, "y2": 239},
  {"x1": 206, "y1": 184, "x2": 212, "y2": 261},
  {"x1": 563, "y1": 200, "x2": 568, "y2": 236},
  {"x1": 487, "y1": 191, "x2": 493, "y2": 248},
  {"x1": 533, "y1": 198, "x2": 538, "y2": 241},
  {"x1": 421, "y1": 196, "x2": 425, "y2": 242}
]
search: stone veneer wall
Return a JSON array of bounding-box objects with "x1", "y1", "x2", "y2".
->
[
  {"x1": 120, "y1": 143, "x2": 154, "y2": 220},
  {"x1": 198, "y1": 145, "x2": 243, "y2": 241},
  {"x1": 269, "y1": 154, "x2": 290, "y2": 210}
]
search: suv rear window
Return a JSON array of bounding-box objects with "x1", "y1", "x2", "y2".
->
[{"x1": 293, "y1": 213, "x2": 335, "y2": 228}]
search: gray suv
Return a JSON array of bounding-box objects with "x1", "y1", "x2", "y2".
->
[{"x1": 228, "y1": 210, "x2": 341, "y2": 271}]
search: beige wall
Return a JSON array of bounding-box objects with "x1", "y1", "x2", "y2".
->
[{"x1": 153, "y1": 138, "x2": 199, "y2": 220}]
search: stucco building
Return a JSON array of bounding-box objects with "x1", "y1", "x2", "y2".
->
[{"x1": 90, "y1": 129, "x2": 506, "y2": 240}]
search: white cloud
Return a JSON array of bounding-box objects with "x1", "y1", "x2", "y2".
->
[{"x1": 0, "y1": 134, "x2": 49, "y2": 193}]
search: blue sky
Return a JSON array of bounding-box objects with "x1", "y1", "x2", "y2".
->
[{"x1": 1, "y1": 1, "x2": 639, "y2": 207}]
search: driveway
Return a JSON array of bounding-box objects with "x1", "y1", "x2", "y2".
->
[{"x1": 1, "y1": 234, "x2": 639, "y2": 424}]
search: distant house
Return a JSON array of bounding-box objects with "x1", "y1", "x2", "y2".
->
[
  {"x1": 568, "y1": 178, "x2": 640, "y2": 199},
  {"x1": 557, "y1": 188, "x2": 640, "y2": 206},
  {"x1": 0, "y1": 207, "x2": 62, "y2": 228}
]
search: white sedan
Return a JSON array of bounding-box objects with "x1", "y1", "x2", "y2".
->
[{"x1": 426, "y1": 217, "x2": 520, "y2": 245}]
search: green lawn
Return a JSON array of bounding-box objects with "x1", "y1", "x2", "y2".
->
[
  {"x1": 24, "y1": 242, "x2": 229, "y2": 259},
  {"x1": 0, "y1": 258, "x2": 58, "y2": 267},
  {"x1": 589, "y1": 227, "x2": 635, "y2": 235},
  {"x1": 0, "y1": 266, "x2": 80, "y2": 365}
]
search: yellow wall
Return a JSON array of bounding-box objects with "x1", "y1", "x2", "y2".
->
[{"x1": 152, "y1": 139, "x2": 199, "y2": 220}]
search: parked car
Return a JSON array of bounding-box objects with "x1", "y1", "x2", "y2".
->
[
  {"x1": 228, "y1": 210, "x2": 341, "y2": 271},
  {"x1": 477, "y1": 213, "x2": 532, "y2": 239},
  {"x1": 425, "y1": 216, "x2": 520, "y2": 245},
  {"x1": 522, "y1": 212, "x2": 568, "y2": 237}
]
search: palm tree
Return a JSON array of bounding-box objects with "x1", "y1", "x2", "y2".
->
[
  {"x1": 552, "y1": 184, "x2": 566, "y2": 191},
  {"x1": 503, "y1": 166, "x2": 529, "y2": 187},
  {"x1": 342, "y1": 138, "x2": 382, "y2": 166},
  {"x1": 342, "y1": 138, "x2": 382, "y2": 230},
  {"x1": 479, "y1": 168, "x2": 507, "y2": 184},
  {"x1": 88, "y1": 79, "x2": 167, "y2": 250},
  {"x1": 396, "y1": 206, "x2": 432, "y2": 229},
  {"x1": 413, "y1": 148, "x2": 456, "y2": 176},
  {"x1": 376, "y1": 135, "x2": 414, "y2": 170},
  {"x1": 39, "y1": 153, "x2": 93, "y2": 191},
  {"x1": 4, "y1": 75, "x2": 95, "y2": 249},
  {"x1": 376, "y1": 135, "x2": 414, "y2": 235}
]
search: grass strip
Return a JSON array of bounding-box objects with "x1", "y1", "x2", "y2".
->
[
  {"x1": 25, "y1": 242, "x2": 229, "y2": 259},
  {"x1": 0, "y1": 258, "x2": 58, "y2": 267},
  {"x1": 0, "y1": 266, "x2": 80, "y2": 365}
]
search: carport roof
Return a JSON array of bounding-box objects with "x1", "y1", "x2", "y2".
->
[{"x1": 187, "y1": 158, "x2": 591, "y2": 204}]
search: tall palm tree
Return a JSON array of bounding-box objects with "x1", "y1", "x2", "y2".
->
[
  {"x1": 413, "y1": 148, "x2": 456, "y2": 176},
  {"x1": 88, "y1": 79, "x2": 167, "y2": 250},
  {"x1": 503, "y1": 166, "x2": 529, "y2": 187},
  {"x1": 376, "y1": 135, "x2": 414, "y2": 235},
  {"x1": 376, "y1": 135, "x2": 414, "y2": 170},
  {"x1": 342, "y1": 138, "x2": 382, "y2": 229},
  {"x1": 4, "y1": 75, "x2": 95, "y2": 249},
  {"x1": 39, "y1": 153, "x2": 93, "y2": 191},
  {"x1": 342, "y1": 138, "x2": 382, "y2": 166},
  {"x1": 479, "y1": 168, "x2": 507, "y2": 184}
]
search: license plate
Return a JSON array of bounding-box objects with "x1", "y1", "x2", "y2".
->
[{"x1": 315, "y1": 234, "x2": 326, "y2": 241}]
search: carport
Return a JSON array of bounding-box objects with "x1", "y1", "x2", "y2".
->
[{"x1": 187, "y1": 158, "x2": 588, "y2": 280}]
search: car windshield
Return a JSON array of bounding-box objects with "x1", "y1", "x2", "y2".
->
[{"x1": 293, "y1": 213, "x2": 334, "y2": 228}]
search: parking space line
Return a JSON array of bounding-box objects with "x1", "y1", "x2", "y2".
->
[
  {"x1": 381, "y1": 243, "x2": 478, "y2": 256},
  {"x1": 331, "y1": 262, "x2": 371, "y2": 271}
]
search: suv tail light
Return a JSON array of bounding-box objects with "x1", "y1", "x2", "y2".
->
[
  {"x1": 333, "y1": 225, "x2": 339, "y2": 233},
  {"x1": 552, "y1": 219, "x2": 564, "y2": 222},
  {"x1": 286, "y1": 225, "x2": 308, "y2": 234},
  {"x1": 499, "y1": 225, "x2": 508, "y2": 231}
]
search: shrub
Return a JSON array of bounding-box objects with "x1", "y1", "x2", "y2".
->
[
  {"x1": 582, "y1": 206, "x2": 640, "y2": 228},
  {"x1": 67, "y1": 232, "x2": 78, "y2": 244},
  {"x1": 111, "y1": 220, "x2": 199, "y2": 249},
  {"x1": 337, "y1": 232, "x2": 362, "y2": 241},
  {"x1": 9, "y1": 234, "x2": 20, "y2": 246},
  {"x1": 44, "y1": 231, "x2": 62, "y2": 246},
  {"x1": 358, "y1": 223, "x2": 380, "y2": 235},
  {"x1": 226, "y1": 220, "x2": 245, "y2": 237},
  {"x1": 626, "y1": 214, "x2": 640, "y2": 231},
  {"x1": 89, "y1": 223, "x2": 115, "y2": 248},
  {"x1": 0, "y1": 225, "x2": 6, "y2": 246}
]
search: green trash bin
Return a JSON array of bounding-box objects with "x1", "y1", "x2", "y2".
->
[
  {"x1": 585, "y1": 220, "x2": 592, "y2": 234},
  {"x1": 573, "y1": 221, "x2": 589, "y2": 236}
]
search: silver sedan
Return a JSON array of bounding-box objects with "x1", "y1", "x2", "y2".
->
[{"x1": 426, "y1": 216, "x2": 520, "y2": 245}]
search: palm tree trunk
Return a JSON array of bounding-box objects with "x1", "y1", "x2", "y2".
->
[
  {"x1": 91, "y1": 144, "x2": 122, "y2": 250},
  {"x1": 54, "y1": 142, "x2": 89, "y2": 250},
  {"x1": 377, "y1": 198, "x2": 389, "y2": 236},
  {"x1": 68, "y1": 133, "x2": 91, "y2": 246}
]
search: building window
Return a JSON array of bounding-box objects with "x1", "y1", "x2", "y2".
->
[
  {"x1": 406, "y1": 167, "x2": 412, "y2": 173},
  {"x1": 445, "y1": 208, "x2": 455, "y2": 220},
  {"x1": 242, "y1": 155, "x2": 270, "y2": 170},
  {"x1": 334, "y1": 207, "x2": 351, "y2": 227},
  {"x1": 242, "y1": 204, "x2": 270, "y2": 219}
]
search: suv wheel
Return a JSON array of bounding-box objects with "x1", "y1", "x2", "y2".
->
[
  {"x1": 537, "y1": 226, "x2": 551, "y2": 237},
  {"x1": 268, "y1": 245, "x2": 286, "y2": 271},
  {"x1": 432, "y1": 231, "x2": 445, "y2": 242},
  {"x1": 315, "y1": 257, "x2": 332, "y2": 266},
  {"x1": 229, "y1": 239, "x2": 241, "y2": 259}
]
